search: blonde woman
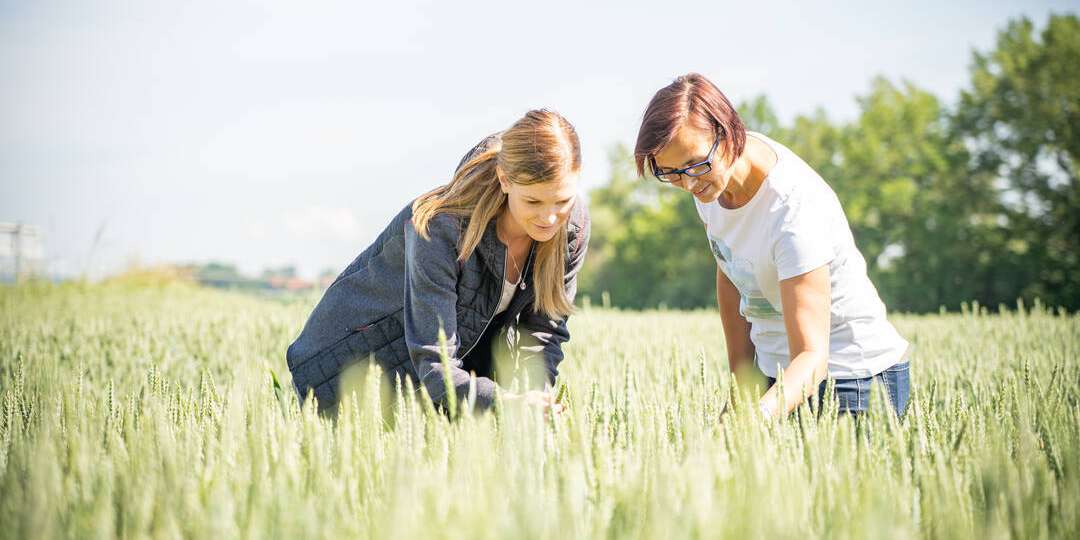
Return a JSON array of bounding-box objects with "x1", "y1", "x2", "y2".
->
[{"x1": 287, "y1": 109, "x2": 589, "y2": 415}]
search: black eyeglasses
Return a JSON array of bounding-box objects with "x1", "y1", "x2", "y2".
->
[{"x1": 649, "y1": 134, "x2": 721, "y2": 183}]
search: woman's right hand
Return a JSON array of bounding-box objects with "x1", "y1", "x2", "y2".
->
[{"x1": 506, "y1": 390, "x2": 565, "y2": 415}]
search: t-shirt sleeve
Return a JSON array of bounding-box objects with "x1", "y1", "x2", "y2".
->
[{"x1": 772, "y1": 192, "x2": 836, "y2": 281}]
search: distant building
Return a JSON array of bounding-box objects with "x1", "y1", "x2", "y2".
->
[
  {"x1": 179, "y1": 261, "x2": 318, "y2": 294},
  {"x1": 185, "y1": 261, "x2": 269, "y2": 290},
  {"x1": 317, "y1": 268, "x2": 338, "y2": 290},
  {"x1": 0, "y1": 223, "x2": 45, "y2": 283},
  {"x1": 263, "y1": 274, "x2": 308, "y2": 291},
  {"x1": 263, "y1": 265, "x2": 314, "y2": 291}
]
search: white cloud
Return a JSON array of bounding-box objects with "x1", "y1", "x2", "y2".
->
[
  {"x1": 242, "y1": 220, "x2": 269, "y2": 241},
  {"x1": 283, "y1": 206, "x2": 360, "y2": 241}
]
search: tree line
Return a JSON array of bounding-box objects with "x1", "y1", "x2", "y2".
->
[{"x1": 579, "y1": 14, "x2": 1079, "y2": 313}]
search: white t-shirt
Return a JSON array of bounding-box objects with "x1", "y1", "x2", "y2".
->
[
  {"x1": 695, "y1": 132, "x2": 909, "y2": 379},
  {"x1": 494, "y1": 278, "x2": 518, "y2": 315}
]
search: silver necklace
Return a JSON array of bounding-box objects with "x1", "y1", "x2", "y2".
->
[
  {"x1": 498, "y1": 215, "x2": 530, "y2": 290},
  {"x1": 507, "y1": 246, "x2": 526, "y2": 290}
]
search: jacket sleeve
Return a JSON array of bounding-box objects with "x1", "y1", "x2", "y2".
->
[
  {"x1": 404, "y1": 214, "x2": 499, "y2": 411},
  {"x1": 514, "y1": 203, "x2": 591, "y2": 388}
]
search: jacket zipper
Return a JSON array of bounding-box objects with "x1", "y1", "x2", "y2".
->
[{"x1": 459, "y1": 243, "x2": 533, "y2": 360}]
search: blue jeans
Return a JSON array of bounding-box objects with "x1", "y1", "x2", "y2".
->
[{"x1": 764, "y1": 361, "x2": 911, "y2": 418}]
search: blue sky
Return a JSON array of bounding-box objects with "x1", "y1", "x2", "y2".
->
[{"x1": 2, "y1": 0, "x2": 1075, "y2": 279}]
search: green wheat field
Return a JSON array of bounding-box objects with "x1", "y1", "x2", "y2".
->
[{"x1": 1, "y1": 281, "x2": 1078, "y2": 539}]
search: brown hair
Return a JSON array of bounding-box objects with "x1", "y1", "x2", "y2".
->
[
  {"x1": 634, "y1": 73, "x2": 747, "y2": 176},
  {"x1": 412, "y1": 109, "x2": 581, "y2": 319}
]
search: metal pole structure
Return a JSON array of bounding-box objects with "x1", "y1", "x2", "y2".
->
[
  {"x1": 12, "y1": 223, "x2": 21, "y2": 284},
  {"x1": 0, "y1": 222, "x2": 38, "y2": 284}
]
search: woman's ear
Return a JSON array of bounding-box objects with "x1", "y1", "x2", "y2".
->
[{"x1": 495, "y1": 164, "x2": 511, "y2": 194}]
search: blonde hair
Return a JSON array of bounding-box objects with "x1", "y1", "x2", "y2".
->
[{"x1": 412, "y1": 109, "x2": 582, "y2": 319}]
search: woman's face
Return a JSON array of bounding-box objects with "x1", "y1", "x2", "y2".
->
[
  {"x1": 652, "y1": 125, "x2": 737, "y2": 204},
  {"x1": 500, "y1": 172, "x2": 579, "y2": 242}
]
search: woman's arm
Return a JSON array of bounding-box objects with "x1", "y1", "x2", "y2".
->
[
  {"x1": 403, "y1": 214, "x2": 499, "y2": 411},
  {"x1": 759, "y1": 265, "x2": 831, "y2": 417},
  {"x1": 716, "y1": 267, "x2": 755, "y2": 377}
]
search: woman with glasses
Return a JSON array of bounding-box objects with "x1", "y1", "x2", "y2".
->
[
  {"x1": 287, "y1": 109, "x2": 589, "y2": 416},
  {"x1": 636, "y1": 73, "x2": 910, "y2": 419}
]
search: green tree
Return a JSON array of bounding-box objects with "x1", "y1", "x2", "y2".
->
[
  {"x1": 954, "y1": 14, "x2": 1080, "y2": 309},
  {"x1": 582, "y1": 14, "x2": 1080, "y2": 314},
  {"x1": 833, "y1": 78, "x2": 998, "y2": 312}
]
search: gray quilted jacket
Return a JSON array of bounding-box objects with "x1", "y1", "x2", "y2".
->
[{"x1": 286, "y1": 137, "x2": 590, "y2": 412}]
